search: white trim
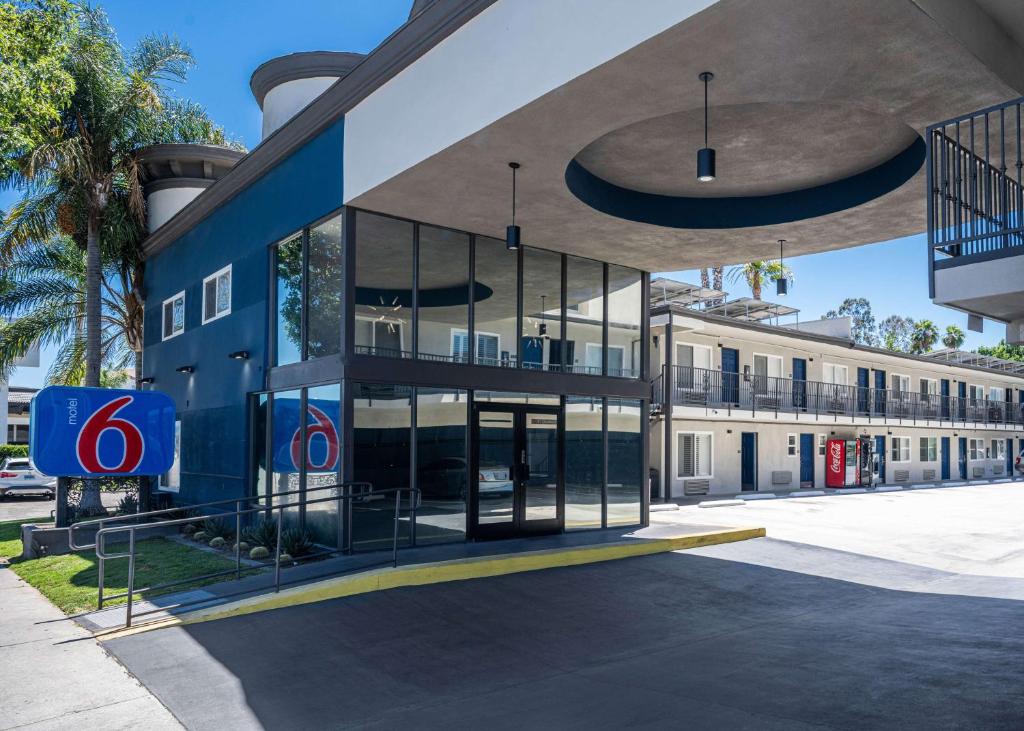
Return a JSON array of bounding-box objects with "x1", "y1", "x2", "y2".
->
[
  {"x1": 161, "y1": 290, "x2": 186, "y2": 341},
  {"x1": 450, "y1": 328, "x2": 501, "y2": 361},
  {"x1": 919, "y1": 436, "x2": 938, "y2": 462},
  {"x1": 786, "y1": 433, "x2": 798, "y2": 457},
  {"x1": 890, "y1": 435, "x2": 911, "y2": 463},
  {"x1": 890, "y1": 373, "x2": 911, "y2": 395},
  {"x1": 817, "y1": 433, "x2": 827, "y2": 456},
  {"x1": 675, "y1": 341, "x2": 713, "y2": 370},
  {"x1": 821, "y1": 361, "x2": 849, "y2": 385},
  {"x1": 919, "y1": 377, "x2": 938, "y2": 395},
  {"x1": 675, "y1": 430, "x2": 713, "y2": 479},
  {"x1": 752, "y1": 351, "x2": 783, "y2": 378},
  {"x1": 201, "y1": 264, "x2": 232, "y2": 324}
]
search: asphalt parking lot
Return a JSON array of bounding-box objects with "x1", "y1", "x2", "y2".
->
[{"x1": 104, "y1": 483, "x2": 1024, "y2": 730}]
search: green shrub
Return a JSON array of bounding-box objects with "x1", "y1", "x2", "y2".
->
[
  {"x1": 280, "y1": 528, "x2": 314, "y2": 558},
  {"x1": 234, "y1": 541, "x2": 250, "y2": 553},
  {"x1": 249, "y1": 546, "x2": 269, "y2": 560},
  {"x1": 208, "y1": 537, "x2": 226, "y2": 548},
  {"x1": 0, "y1": 444, "x2": 29, "y2": 462},
  {"x1": 117, "y1": 494, "x2": 138, "y2": 515},
  {"x1": 241, "y1": 518, "x2": 278, "y2": 549},
  {"x1": 279, "y1": 553, "x2": 293, "y2": 563},
  {"x1": 202, "y1": 517, "x2": 234, "y2": 541},
  {"x1": 182, "y1": 523, "x2": 197, "y2": 535},
  {"x1": 192, "y1": 531, "x2": 208, "y2": 542}
]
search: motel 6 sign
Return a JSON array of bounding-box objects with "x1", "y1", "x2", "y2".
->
[
  {"x1": 30, "y1": 386, "x2": 176, "y2": 477},
  {"x1": 270, "y1": 397, "x2": 340, "y2": 473}
]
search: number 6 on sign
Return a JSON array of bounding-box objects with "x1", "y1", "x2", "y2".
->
[{"x1": 75, "y1": 396, "x2": 145, "y2": 473}]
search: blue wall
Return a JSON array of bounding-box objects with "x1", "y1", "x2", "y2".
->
[{"x1": 142, "y1": 118, "x2": 344, "y2": 504}]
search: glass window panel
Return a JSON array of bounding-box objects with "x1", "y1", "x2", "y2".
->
[
  {"x1": 304, "y1": 384, "x2": 342, "y2": 547},
  {"x1": 607, "y1": 265, "x2": 643, "y2": 378},
  {"x1": 416, "y1": 387, "x2": 467, "y2": 544},
  {"x1": 352, "y1": 382, "x2": 412, "y2": 549},
  {"x1": 307, "y1": 214, "x2": 343, "y2": 359},
  {"x1": 565, "y1": 255, "x2": 604, "y2": 375},
  {"x1": 565, "y1": 395, "x2": 603, "y2": 530},
  {"x1": 269, "y1": 389, "x2": 302, "y2": 529},
  {"x1": 216, "y1": 271, "x2": 230, "y2": 315},
  {"x1": 253, "y1": 394, "x2": 268, "y2": 501},
  {"x1": 355, "y1": 212, "x2": 413, "y2": 358},
  {"x1": 606, "y1": 398, "x2": 642, "y2": 526},
  {"x1": 521, "y1": 248, "x2": 563, "y2": 372},
  {"x1": 472, "y1": 391, "x2": 560, "y2": 406},
  {"x1": 417, "y1": 225, "x2": 469, "y2": 362},
  {"x1": 275, "y1": 235, "x2": 303, "y2": 366},
  {"x1": 204, "y1": 279, "x2": 217, "y2": 321},
  {"x1": 473, "y1": 236, "x2": 518, "y2": 367}
]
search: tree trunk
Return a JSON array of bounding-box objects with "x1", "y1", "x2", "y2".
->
[
  {"x1": 134, "y1": 350, "x2": 142, "y2": 389},
  {"x1": 752, "y1": 275, "x2": 762, "y2": 300},
  {"x1": 711, "y1": 266, "x2": 723, "y2": 305},
  {"x1": 699, "y1": 268, "x2": 710, "y2": 289},
  {"x1": 78, "y1": 207, "x2": 105, "y2": 514}
]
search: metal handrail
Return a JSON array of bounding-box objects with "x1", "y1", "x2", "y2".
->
[
  {"x1": 67, "y1": 481, "x2": 371, "y2": 551},
  {"x1": 92, "y1": 483, "x2": 418, "y2": 629}
]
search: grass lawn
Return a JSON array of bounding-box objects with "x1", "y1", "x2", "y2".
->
[
  {"x1": 0, "y1": 516, "x2": 48, "y2": 560},
  {"x1": 9, "y1": 536, "x2": 261, "y2": 615}
]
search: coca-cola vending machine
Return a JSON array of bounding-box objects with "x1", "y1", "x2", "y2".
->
[{"x1": 825, "y1": 437, "x2": 874, "y2": 488}]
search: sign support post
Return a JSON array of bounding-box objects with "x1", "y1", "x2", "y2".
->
[{"x1": 55, "y1": 477, "x2": 69, "y2": 528}]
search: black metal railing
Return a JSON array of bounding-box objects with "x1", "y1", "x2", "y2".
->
[
  {"x1": 661, "y1": 365, "x2": 1024, "y2": 426},
  {"x1": 928, "y1": 98, "x2": 1024, "y2": 295}
]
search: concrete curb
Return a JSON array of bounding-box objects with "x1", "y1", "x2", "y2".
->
[
  {"x1": 788, "y1": 490, "x2": 825, "y2": 498},
  {"x1": 97, "y1": 526, "x2": 767, "y2": 639},
  {"x1": 698, "y1": 499, "x2": 746, "y2": 508}
]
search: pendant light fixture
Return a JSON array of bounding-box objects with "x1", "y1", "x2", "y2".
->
[
  {"x1": 776, "y1": 239, "x2": 788, "y2": 297},
  {"x1": 697, "y1": 71, "x2": 716, "y2": 182},
  {"x1": 506, "y1": 162, "x2": 521, "y2": 250}
]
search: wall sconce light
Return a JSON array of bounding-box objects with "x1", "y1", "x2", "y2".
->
[
  {"x1": 886, "y1": 430, "x2": 892, "y2": 435},
  {"x1": 653, "y1": 335, "x2": 660, "y2": 348},
  {"x1": 228, "y1": 350, "x2": 250, "y2": 360},
  {"x1": 139, "y1": 377, "x2": 154, "y2": 385},
  {"x1": 176, "y1": 365, "x2": 194, "y2": 374}
]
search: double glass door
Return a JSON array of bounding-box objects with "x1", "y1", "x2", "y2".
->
[{"x1": 472, "y1": 404, "x2": 563, "y2": 538}]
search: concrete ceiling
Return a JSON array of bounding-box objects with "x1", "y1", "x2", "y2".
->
[{"x1": 349, "y1": 0, "x2": 1024, "y2": 271}]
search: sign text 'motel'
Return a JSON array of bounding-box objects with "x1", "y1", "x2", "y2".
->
[{"x1": 30, "y1": 386, "x2": 176, "y2": 477}]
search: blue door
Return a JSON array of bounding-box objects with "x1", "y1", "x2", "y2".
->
[
  {"x1": 957, "y1": 382, "x2": 967, "y2": 419},
  {"x1": 722, "y1": 348, "x2": 739, "y2": 404},
  {"x1": 1007, "y1": 438, "x2": 1014, "y2": 474},
  {"x1": 873, "y1": 370, "x2": 886, "y2": 414},
  {"x1": 857, "y1": 368, "x2": 870, "y2": 414},
  {"x1": 940, "y1": 436, "x2": 950, "y2": 480},
  {"x1": 958, "y1": 437, "x2": 968, "y2": 479},
  {"x1": 741, "y1": 432, "x2": 757, "y2": 491},
  {"x1": 792, "y1": 358, "x2": 807, "y2": 409},
  {"x1": 940, "y1": 379, "x2": 950, "y2": 419},
  {"x1": 521, "y1": 337, "x2": 543, "y2": 369},
  {"x1": 799, "y1": 433, "x2": 814, "y2": 486},
  {"x1": 874, "y1": 435, "x2": 886, "y2": 482}
]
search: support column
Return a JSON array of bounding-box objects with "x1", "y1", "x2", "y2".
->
[{"x1": 662, "y1": 313, "x2": 673, "y2": 502}]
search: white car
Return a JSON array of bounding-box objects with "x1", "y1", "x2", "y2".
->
[
  {"x1": 478, "y1": 464, "x2": 514, "y2": 497},
  {"x1": 0, "y1": 457, "x2": 56, "y2": 499},
  {"x1": 1016, "y1": 449, "x2": 1024, "y2": 476}
]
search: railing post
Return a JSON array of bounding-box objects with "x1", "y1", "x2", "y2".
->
[
  {"x1": 125, "y1": 530, "x2": 136, "y2": 629},
  {"x1": 393, "y1": 489, "x2": 401, "y2": 568},
  {"x1": 336, "y1": 487, "x2": 343, "y2": 554},
  {"x1": 97, "y1": 530, "x2": 105, "y2": 610},
  {"x1": 274, "y1": 509, "x2": 283, "y2": 593},
  {"x1": 345, "y1": 484, "x2": 354, "y2": 554},
  {"x1": 234, "y1": 500, "x2": 242, "y2": 580}
]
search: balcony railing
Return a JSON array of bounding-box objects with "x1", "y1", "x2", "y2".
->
[
  {"x1": 661, "y1": 365, "x2": 1024, "y2": 426},
  {"x1": 928, "y1": 98, "x2": 1024, "y2": 295}
]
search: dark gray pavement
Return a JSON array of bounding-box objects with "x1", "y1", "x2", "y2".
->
[{"x1": 104, "y1": 537, "x2": 1024, "y2": 730}]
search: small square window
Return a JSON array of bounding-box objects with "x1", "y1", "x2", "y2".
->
[
  {"x1": 787, "y1": 434, "x2": 798, "y2": 456},
  {"x1": 817, "y1": 434, "x2": 826, "y2": 456},
  {"x1": 162, "y1": 291, "x2": 185, "y2": 341},
  {"x1": 202, "y1": 265, "x2": 232, "y2": 324}
]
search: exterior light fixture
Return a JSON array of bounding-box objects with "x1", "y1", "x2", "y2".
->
[
  {"x1": 228, "y1": 350, "x2": 249, "y2": 360},
  {"x1": 506, "y1": 162, "x2": 521, "y2": 250},
  {"x1": 776, "y1": 239, "x2": 789, "y2": 297},
  {"x1": 175, "y1": 365, "x2": 194, "y2": 374},
  {"x1": 697, "y1": 71, "x2": 715, "y2": 182},
  {"x1": 139, "y1": 377, "x2": 155, "y2": 385}
]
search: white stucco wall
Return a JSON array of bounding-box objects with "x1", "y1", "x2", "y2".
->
[
  {"x1": 262, "y1": 77, "x2": 340, "y2": 139},
  {"x1": 343, "y1": 0, "x2": 716, "y2": 201},
  {"x1": 148, "y1": 187, "x2": 205, "y2": 233}
]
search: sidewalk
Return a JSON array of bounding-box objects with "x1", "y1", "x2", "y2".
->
[{"x1": 0, "y1": 565, "x2": 181, "y2": 730}]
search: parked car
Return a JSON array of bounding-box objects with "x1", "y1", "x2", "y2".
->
[
  {"x1": 417, "y1": 457, "x2": 513, "y2": 500},
  {"x1": 1015, "y1": 449, "x2": 1024, "y2": 476},
  {"x1": 0, "y1": 457, "x2": 56, "y2": 499}
]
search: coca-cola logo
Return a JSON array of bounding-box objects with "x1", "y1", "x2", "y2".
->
[{"x1": 828, "y1": 441, "x2": 843, "y2": 473}]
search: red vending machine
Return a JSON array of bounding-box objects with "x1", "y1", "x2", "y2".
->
[{"x1": 825, "y1": 437, "x2": 874, "y2": 488}]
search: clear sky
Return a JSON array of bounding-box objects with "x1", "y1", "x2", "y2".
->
[{"x1": 2, "y1": 0, "x2": 1005, "y2": 387}]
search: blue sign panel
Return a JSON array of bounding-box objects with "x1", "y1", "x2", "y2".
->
[
  {"x1": 270, "y1": 397, "x2": 340, "y2": 473},
  {"x1": 30, "y1": 386, "x2": 176, "y2": 477}
]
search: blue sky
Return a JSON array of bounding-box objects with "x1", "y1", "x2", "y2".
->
[{"x1": 3, "y1": 0, "x2": 1004, "y2": 387}]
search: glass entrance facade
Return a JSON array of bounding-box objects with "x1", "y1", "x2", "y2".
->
[{"x1": 251, "y1": 207, "x2": 650, "y2": 548}]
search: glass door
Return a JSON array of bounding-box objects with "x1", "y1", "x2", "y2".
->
[{"x1": 472, "y1": 404, "x2": 563, "y2": 538}]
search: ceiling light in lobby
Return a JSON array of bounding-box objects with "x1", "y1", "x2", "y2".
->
[
  {"x1": 697, "y1": 71, "x2": 715, "y2": 182},
  {"x1": 506, "y1": 162, "x2": 521, "y2": 250},
  {"x1": 776, "y1": 239, "x2": 788, "y2": 297}
]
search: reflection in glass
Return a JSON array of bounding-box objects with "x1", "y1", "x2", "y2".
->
[
  {"x1": 521, "y1": 248, "x2": 563, "y2": 371},
  {"x1": 417, "y1": 226, "x2": 469, "y2": 362},
  {"x1": 473, "y1": 236, "x2": 517, "y2": 367},
  {"x1": 523, "y1": 411, "x2": 558, "y2": 520},
  {"x1": 303, "y1": 384, "x2": 341, "y2": 547},
  {"x1": 565, "y1": 395, "x2": 603, "y2": 530},
  {"x1": 269, "y1": 389, "x2": 302, "y2": 529},
  {"x1": 476, "y1": 411, "x2": 515, "y2": 525},
  {"x1": 607, "y1": 398, "x2": 642, "y2": 526},
  {"x1": 307, "y1": 215, "x2": 343, "y2": 360},
  {"x1": 253, "y1": 394, "x2": 268, "y2": 502},
  {"x1": 607, "y1": 265, "x2": 643, "y2": 378},
  {"x1": 416, "y1": 388, "x2": 467, "y2": 543},
  {"x1": 275, "y1": 235, "x2": 303, "y2": 366},
  {"x1": 352, "y1": 382, "x2": 412, "y2": 549},
  {"x1": 566, "y1": 256, "x2": 605, "y2": 375},
  {"x1": 473, "y1": 391, "x2": 559, "y2": 406},
  {"x1": 355, "y1": 212, "x2": 413, "y2": 358}
]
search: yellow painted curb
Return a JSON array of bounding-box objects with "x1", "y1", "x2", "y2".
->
[{"x1": 99, "y1": 526, "x2": 764, "y2": 640}]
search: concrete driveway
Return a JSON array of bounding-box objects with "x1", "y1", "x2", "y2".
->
[
  {"x1": 0, "y1": 491, "x2": 126, "y2": 523},
  {"x1": 104, "y1": 484, "x2": 1024, "y2": 730}
]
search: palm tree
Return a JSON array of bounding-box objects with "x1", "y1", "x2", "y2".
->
[
  {"x1": 0, "y1": 7, "x2": 194, "y2": 388},
  {"x1": 942, "y1": 324, "x2": 965, "y2": 350},
  {"x1": 726, "y1": 260, "x2": 794, "y2": 300},
  {"x1": 909, "y1": 319, "x2": 940, "y2": 354}
]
